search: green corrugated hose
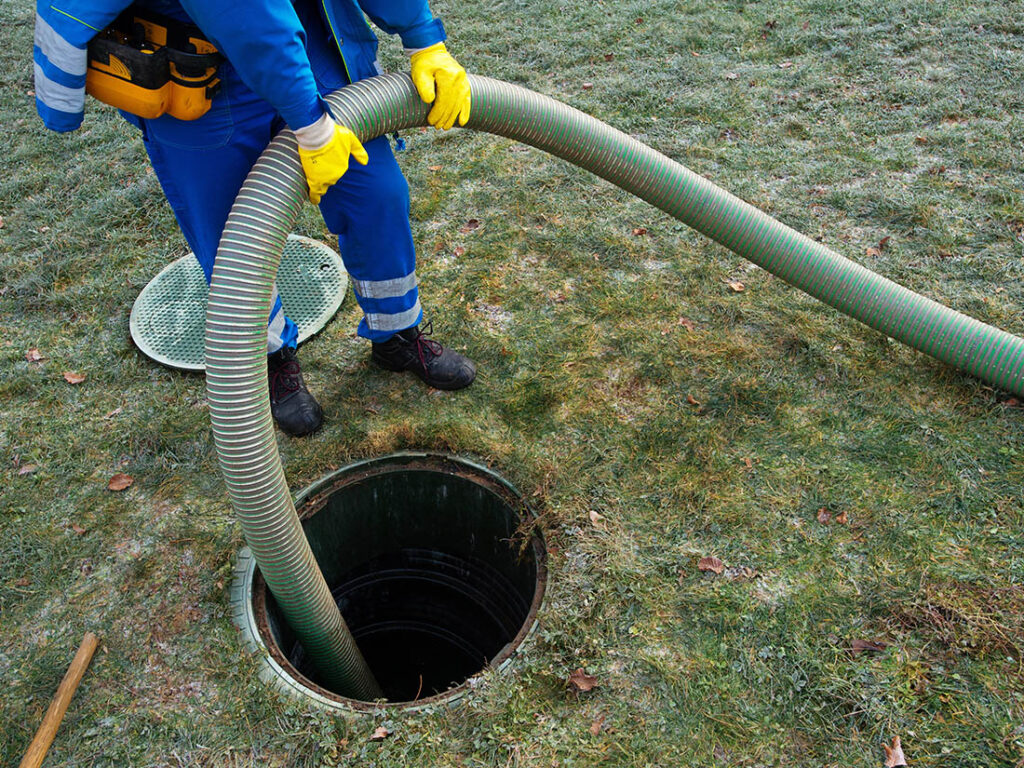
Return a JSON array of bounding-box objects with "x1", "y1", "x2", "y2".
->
[{"x1": 206, "y1": 74, "x2": 1023, "y2": 699}]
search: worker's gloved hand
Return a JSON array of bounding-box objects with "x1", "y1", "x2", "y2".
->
[
  {"x1": 409, "y1": 42, "x2": 471, "y2": 130},
  {"x1": 295, "y1": 113, "x2": 369, "y2": 204}
]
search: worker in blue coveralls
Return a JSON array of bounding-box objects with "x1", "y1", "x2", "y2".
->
[{"x1": 33, "y1": 0, "x2": 476, "y2": 437}]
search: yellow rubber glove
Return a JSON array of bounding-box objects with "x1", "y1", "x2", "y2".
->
[
  {"x1": 409, "y1": 42, "x2": 471, "y2": 130},
  {"x1": 297, "y1": 122, "x2": 369, "y2": 204}
]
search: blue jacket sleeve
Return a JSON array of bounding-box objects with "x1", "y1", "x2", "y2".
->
[
  {"x1": 358, "y1": 0, "x2": 447, "y2": 50},
  {"x1": 177, "y1": 0, "x2": 325, "y2": 129}
]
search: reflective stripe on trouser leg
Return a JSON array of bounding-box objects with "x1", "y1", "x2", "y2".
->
[
  {"x1": 268, "y1": 286, "x2": 298, "y2": 352},
  {"x1": 317, "y1": 135, "x2": 421, "y2": 342},
  {"x1": 132, "y1": 64, "x2": 300, "y2": 354}
]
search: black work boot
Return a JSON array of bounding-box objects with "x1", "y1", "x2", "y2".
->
[
  {"x1": 267, "y1": 346, "x2": 323, "y2": 436},
  {"x1": 371, "y1": 322, "x2": 476, "y2": 390}
]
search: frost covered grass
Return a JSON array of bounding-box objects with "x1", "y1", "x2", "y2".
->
[{"x1": 2, "y1": 0, "x2": 1024, "y2": 765}]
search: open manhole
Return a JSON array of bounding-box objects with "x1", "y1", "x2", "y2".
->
[{"x1": 231, "y1": 453, "x2": 546, "y2": 710}]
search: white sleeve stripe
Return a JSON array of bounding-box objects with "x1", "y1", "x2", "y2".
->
[
  {"x1": 35, "y1": 14, "x2": 87, "y2": 76},
  {"x1": 33, "y1": 62, "x2": 85, "y2": 113}
]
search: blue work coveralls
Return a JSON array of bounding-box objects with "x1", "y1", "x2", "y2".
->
[{"x1": 34, "y1": 0, "x2": 448, "y2": 349}]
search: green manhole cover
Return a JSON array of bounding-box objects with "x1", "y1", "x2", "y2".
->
[{"x1": 130, "y1": 235, "x2": 348, "y2": 371}]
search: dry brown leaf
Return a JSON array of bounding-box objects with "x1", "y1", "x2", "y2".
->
[
  {"x1": 15, "y1": 577, "x2": 30, "y2": 587},
  {"x1": 725, "y1": 72, "x2": 739, "y2": 80},
  {"x1": 568, "y1": 668, "x2": 599, "y2": 692},
  {"x1": 71, "y1": 523, "x2": 87, "y2": 535},
  {"x1": 835, "y1": 510, "x2": 849, "y2": 524},
  {"x1": 686, "y1": 394, "x2": 700, "y2": 406},
  {"x1": 632, "y1": 227, "x2": 648, "y2": 236},
  {"x1": 743, "y1": 457, "x2": 754, "y2": 470},
  {"x1": 866, "y1": 246, "x2": 882, "y2": 258},
  {"x1": 779, "y1": 61, "x2": 794, "y2": 69},
  {"x1": 459, "y1": 218, "x2": 480, "y2": 233},
  {"x1": 604, "y1": 53, "x2": 614, "y2": 62},
  {"x1": 852, "y1": 639, "x2": 888, "y2": 654},
  {"x1": 817, "y1": 507, "x2": 831, "y2": 524},
  {"x1": 107, "y1": 473, "x2": 134, "y2": 492},
  {"x1": 370, "y1": 726, "x2": 390, "y2": 742},
  {"x1": 18, "y1": 464, "x2": 38, "y2": 476},
  {"x1": 678, "y1": 317, "x2": 696, "y2": 331},
  {"x1": 879, "y1": 236, "x2": 892, "y2": 250},
  {"x1": 883, "y1": 735, "x2": 907, "y2": 767},
  {"x1": 428, "y1": 165, "x2": 442, "y2": 171},
  {"x1": 589, "y1": 510, "x2": 606, "y2": 529},
  {"x1": 63, "y1": 371, "x2": 86, "y2": 385},
  {"x1": 453, "y1": 246, "x2": 466, "y2": 257},
  {"x1": 589, "y1": 714, "x2": 606, "y2": 735},
  {"x1": 582, "y1": 82, "x2": 594, "y2": 90},
  {"x1": 726, "y1": 280, "x2": 745, "y2": 292},
  {"x1": 104, "y1": 407, "x2": 123, "y2": 419},
  {"x1": 25, "y1": 348, "x2": 43, "y2": 362},
  {"x1": 698, "y1": 556, "x2": 725, "y2": 575}
]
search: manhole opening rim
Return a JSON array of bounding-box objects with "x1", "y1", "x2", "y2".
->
[{"x1": 240, "y1": 451, "x2": 548, "y2": 712}]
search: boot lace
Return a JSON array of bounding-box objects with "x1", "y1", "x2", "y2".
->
[
  {"x1": 269, "y1": 357, "x2": 302, "y2": 401},
  {"x1": 408, "y1": 321, "x2": 444, "y2": 372}
]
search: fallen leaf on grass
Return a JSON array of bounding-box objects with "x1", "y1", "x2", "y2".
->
[
  {"x1": 25, "y1": 348, "x2": 43, "y2": 362},
  {"x1": 71, "y1": 523, "x2": 87, "y2": 535},
  {"x1": 726, "y1": 280, "x2": 745, "y2": 292},
  {"x1": 459, "y1": 218, "x2": 480, "y2": 233},
  {"x1": 866, "y1": 246, "x2": 882, "y2": 258},
  {"x1": 835, "y1": 510, "x2": 848, "y2": 524},
  {"x1": 677, "y1": 317, "x2": 696, "y2": 331},
  {"x1": 698, "y1": 556, "x2": 725, "y2": 575},
  {"x1": 581, "y1": 82, "x2": 594, "y2": 90},
  {"x1": 817, "y1": 507, "x2": 831, "y2": 524},
  {"x1": 725, "y1": 72, "x2": 739, "y2": 80},
  {"x1": 428, "y1": 165, "x2": 442, "y2": 171},
  {"x1": 604, "y1": 53, "x2": 614, "y2": 62},
  {"x1": 589, "y1": 714, "x2": 606, "y2": 735},
  {"x1": 631, "y1": 227, "x2": 647, "y2": 236},
  {"x1": 453, "y1": 246, "x2": 466, "y2": 257},
  {"x1": 14, "y1": 577, "x2": 30, "y2": 587},
  {"x1": 686, "y1": 394, "x2": 700, "y2": 406},
  {"x1": 63, "y1": 371, "x2": 86, "y2": 384},
  {"x1": 588, "y1": 510, "x2": 606, "y2": 529},
  {"x1": 370, "y1": 726, "x2": 390, "y2": 741},
  {"x1": 107, "y1": 473, "x2": 134, "y2": 492},
  {"x1": 18, "y1": 464, "x2": 38, "y2": 476},
  {"x1": 779, "y1": 61, "x2": 794, "y2": 69},
  {"x1": 104, "y1": 407, "x2": 123, "y2": 419},
  {"x1": 568, "y1": 668, "x2": 599, "y2": 692},
  {"x1": 883, "y1": 736, "x2": 907, "y2": 767},
  {"x1": 852, "y1": 639, "x2": 888, "y2": 654}
]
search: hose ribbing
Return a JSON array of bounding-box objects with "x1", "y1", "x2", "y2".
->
[{"x1": 207, "y1": 74, "x2": 1023, "y2": 696}]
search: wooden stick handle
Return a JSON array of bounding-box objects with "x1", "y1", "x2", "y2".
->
[{"x1": 19, "y1": 632, "x2": 100, "y2": 768}]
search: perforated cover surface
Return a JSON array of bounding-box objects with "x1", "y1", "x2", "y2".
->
[{"x1": 130, "y1": 235, "x2": 347, "y2": 371}]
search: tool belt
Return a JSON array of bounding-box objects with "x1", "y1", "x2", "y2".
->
[{"x1": 86, "y1": 8, "x2": 222, "y2": 121}]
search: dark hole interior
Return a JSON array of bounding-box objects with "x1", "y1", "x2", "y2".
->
[{"x1": 259, "y1": 458, "x2": 541, "y2": 703}]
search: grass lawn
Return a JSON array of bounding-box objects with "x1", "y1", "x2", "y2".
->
[{"x1": 2, "y1": 0, "x2": 1024, "y2": 765}]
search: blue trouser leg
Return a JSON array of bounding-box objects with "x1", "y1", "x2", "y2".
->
[
  {"x1": 317, "y1": 135, "x2": 421, "y2": 342},
  {"x1": 133, "y1": 67, "x2": 299, "y2": 353}
]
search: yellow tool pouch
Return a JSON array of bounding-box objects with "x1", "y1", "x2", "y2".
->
[{"x1": 86, "y1": 9, "x2": 222, "y2": 121}]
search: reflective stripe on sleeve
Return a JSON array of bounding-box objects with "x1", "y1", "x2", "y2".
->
[
  {"x1": 35, "y1": 15, "x2": 88, "y2": 76},
  {"x1": 33, "y1": 62, "x2": 85, "y2": 114}
]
